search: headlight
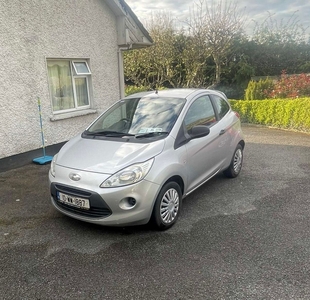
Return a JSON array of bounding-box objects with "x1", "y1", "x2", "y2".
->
[
  {"x1": 100, "y1": 158, "x2": 154, "y2": 188},
  {"x1": 50, "y1": 154, "x2": 58, "y2": 177}
]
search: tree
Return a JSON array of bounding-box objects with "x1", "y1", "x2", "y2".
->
[
  {"x1": 124, "y1": 12, "x2": 212, "y2": 89},
  {"x1": 124, "y1": 13, "x2": 186, "y2": 89},
  {"x1": 123, "y1": 5, "x2": 310, "y2": 97},
  {"x1": 249, "y1": 12, "x2": 310, "y2": 76},
  {"x1": 186, "y1": 0, "x2": 246, "y2": 84},
  {"x1": 252, "y1": 11, "x2": 308, "y2": 45}
]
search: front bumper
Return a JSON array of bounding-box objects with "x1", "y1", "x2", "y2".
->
[{"x1": 49, "y1": 168, "x2": 160, "y2": 226}]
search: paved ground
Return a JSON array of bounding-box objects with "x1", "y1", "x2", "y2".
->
[{"x1": 0, "y1": 125, "x2": 309, "y2": 300}]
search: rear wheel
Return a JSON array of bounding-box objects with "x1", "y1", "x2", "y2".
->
[
  {"x1": 224, "y1": 144, "x2": 243, "y2": 178},
  {"x1": 152, "y1": 182, "x2": 182, "y2": 230}
]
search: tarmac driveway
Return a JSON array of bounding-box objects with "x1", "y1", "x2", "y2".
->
[{"x1": 0, "y1": 125, "x2": 310, "y2": 300}]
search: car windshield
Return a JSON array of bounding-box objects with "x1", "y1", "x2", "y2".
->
[{"x1": 85, "y1": 97, "x2": 186, "y2": 136}]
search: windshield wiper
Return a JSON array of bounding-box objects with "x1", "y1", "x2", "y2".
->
[
  {"x1": 84, "y1": 130, "x2": 135, "y2": 137},
  {"x1": 135, "y1": 132, "x2": 169, "y2": 139}
]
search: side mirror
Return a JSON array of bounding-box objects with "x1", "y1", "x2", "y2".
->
[
  {"x1": 189, "y1": 125, "x2": 210, "y2": 139},
  {"x1": 174, "y1": 125, "x2": 210, "y2": 149}
]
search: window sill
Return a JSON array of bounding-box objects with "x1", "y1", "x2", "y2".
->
[{"x1": 50, "y1": 109, "x2": 97, "y2": 121}]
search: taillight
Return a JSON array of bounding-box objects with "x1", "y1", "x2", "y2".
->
[{"x1": 234, "y1": 111, "x2": 240, "y2": 119}]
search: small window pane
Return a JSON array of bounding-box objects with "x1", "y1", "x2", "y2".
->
[
  {"x1": 47, "y1": 60, "x2": 74, "y2": 111},
  {"x1": 72, "y1": 62, "x2": 91, "y2": 75},
  {"x1": 213, "y1": 95, "x2": 230, "y2": 119},
  {"x1": 75, "y1": 77, "x2": 89, "y2": 107}
]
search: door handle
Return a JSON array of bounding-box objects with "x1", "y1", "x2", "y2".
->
[{"x1": 219, "y1": 129, "x2": 226, "y2": 135}]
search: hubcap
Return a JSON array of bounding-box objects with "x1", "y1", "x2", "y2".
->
[
  {"x1": 233, "y1": 149, "x2": 243, "y2": 174},
  {"x1": 160, "y1": 188, "x2": 179, "y2": 224}
]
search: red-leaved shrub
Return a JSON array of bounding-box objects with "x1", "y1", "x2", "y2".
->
[{"x1": 267, "y1": 70, "x2": 310, "y2": 98}]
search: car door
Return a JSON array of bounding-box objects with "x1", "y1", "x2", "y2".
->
[{"x1": 183, "y1": 95, "x2": 228, "y2": 193}]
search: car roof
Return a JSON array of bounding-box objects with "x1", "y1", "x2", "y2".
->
[{"x1": 124, "y1": 88, "x2": 227, "y2": 100}]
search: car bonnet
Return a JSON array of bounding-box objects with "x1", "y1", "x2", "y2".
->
[{"x1": 56, "y1": 135, "x2": 165, "y2": 174}]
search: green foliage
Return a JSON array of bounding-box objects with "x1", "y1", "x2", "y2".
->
[
  {"x1": 230, "y1": 98, "x2": 310, "y2": 132},
  {"x1": 123, "y1": 7, "x2": 310, "y2": 93},
  {"x1": 125, "y1": 86, "x2": 150, "y2": 96},
  {"x1": 124, "y1": 16, "x2": 211, "y2": 89},
  {"x1": 208, "y1": 83, "x2": 245, "y2": 99},
  {"x1": 125, "y1": 85, "x2": 166, "y2": 96},
  {"x1": 233, "y1": 60, "x2": 255, "y2": 86},
  {"x1": 124, "y1": 14, "x2": 180, "y2": 89},
  {"x1": 244, "y1": 78, "x2": 274, "y2": 100}
]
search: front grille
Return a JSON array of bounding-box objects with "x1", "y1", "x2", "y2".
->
[
  {"x1": 55, "y1": 184, "x2": 92, "y2": 198},
  {"x1": 51, "y1": 183, "x2": 112, "y2": 218}
]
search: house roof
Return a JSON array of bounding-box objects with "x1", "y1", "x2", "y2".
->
[
  {"x1": 118, "y1": 0, "x2": 153, "y2": 44},
  {"x1": 105, "y1": 0, "x2": 153, "y2": 49}
]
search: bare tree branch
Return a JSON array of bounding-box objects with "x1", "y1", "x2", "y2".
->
[{"x1": 186, "y1": 0, "x2": 246, "y2": 84}]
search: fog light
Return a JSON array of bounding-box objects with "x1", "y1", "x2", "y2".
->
[
  {"x1": 128, "y1": 197, "x2": 136, "y2": 206},
  {"x1": 119, "y1": 197, "x2": 137, "y2": 210}
]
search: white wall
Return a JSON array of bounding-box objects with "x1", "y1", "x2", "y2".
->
[{"x1": 0, "y1": 0, "x2": 121, "y2": 158}]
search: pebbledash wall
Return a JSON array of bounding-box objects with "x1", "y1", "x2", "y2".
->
[{"x1": 0, "y1": 0, "x2": 123, "y2": 159}]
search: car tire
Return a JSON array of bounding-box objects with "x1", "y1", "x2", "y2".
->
[
  {"x1": 152, "y1": 182, "x2": 182, "y2": 230},
  {"x1": 224, "y1": 144, "x2": 243, "y2": 178}
]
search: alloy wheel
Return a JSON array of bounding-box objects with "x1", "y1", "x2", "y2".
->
[
  {"x1": 233, "y1": 148, "x2": 243, "y2": 174},
  {"x1": 160, "y1": 188, "x2": 179, "y2": 224}
]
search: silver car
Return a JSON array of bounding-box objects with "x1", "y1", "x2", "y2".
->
[{"x1": 49, "y1": 89, "x2": 245, "y2": 230}]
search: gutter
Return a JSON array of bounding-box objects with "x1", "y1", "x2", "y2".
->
[{"x1": 118, "y1": 45, "x2": 132, "y2": 99}]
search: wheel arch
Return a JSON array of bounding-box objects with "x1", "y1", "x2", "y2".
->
[
  {"x1": 239, "y1": 139, "x2": 245, "y2": 149},
  {"x1": 164, "y1": 175, "x2": 185, "y2": 196}
]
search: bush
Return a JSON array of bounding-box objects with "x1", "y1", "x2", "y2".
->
[
  {"x1": 267, "y1": 71, "x2": 310, "y2": 98},
  {"x1": 244, "y1": 78, "x2": 275, "y2": 100},
  {"x1": 230, "y1": 98, "x2": 310, "y2": 132}
]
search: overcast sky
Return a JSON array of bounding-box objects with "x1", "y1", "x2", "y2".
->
[{"x1": 126, "y1": 0, "x2": 310, "y2": 37}]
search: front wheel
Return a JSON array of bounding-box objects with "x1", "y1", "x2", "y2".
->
[
  {"x1": 224, "y1": 144, "x2": 243, "y2": 178},
  {"x1": 152, "y1": 182, "x2": 182, "y2": 230}
]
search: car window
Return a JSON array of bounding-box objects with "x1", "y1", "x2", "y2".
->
[
  {"x1": 212, "y1": 95, "x2": 230, "y2": 119},
  {"x1": 87, "y1": 97, "x2": 186, "y2": 135},
  {"x1": 184, "y1": 96, "x2": 216, "y2": 132}
]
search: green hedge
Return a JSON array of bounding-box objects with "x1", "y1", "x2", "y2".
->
[{"x1": 230, "y1": 98, "x2": 310, "y2": 132}]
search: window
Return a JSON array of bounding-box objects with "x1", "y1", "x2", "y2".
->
[
  {"x1": 184, "y1": 96, "x2": 216, "y2": 132},
  {"x1": 212, "y1": 95, "x2": 230, "y2": 119},
  {"x1": 72, "y1": 61, "x2": 91, "y2": 75},
  {"x1": 87, "y1": 97, "x2": 185, "y2": 135},
  {"x1": 47, "y1": 59, "x2": 91, "y2": 113}
]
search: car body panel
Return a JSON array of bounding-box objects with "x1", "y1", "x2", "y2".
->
[{"x1": 56, "y1": 135, "x2": 165, "y2": 174}]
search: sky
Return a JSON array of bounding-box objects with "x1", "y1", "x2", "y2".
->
[{"x1": 125, "y1": 0, "x2": 310, "y2": 37}]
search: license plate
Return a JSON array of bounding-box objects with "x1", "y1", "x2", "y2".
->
[{"x1": 57, "y1": 192, "x2": 90, "y2": 210}]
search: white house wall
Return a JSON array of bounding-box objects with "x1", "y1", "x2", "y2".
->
[{"x1": 0, "y1": 0, "x2": 122, "y2": 158}]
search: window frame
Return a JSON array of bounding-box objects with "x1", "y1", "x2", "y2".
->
[{"x1": 47, "y1": 58, "x2": 92, "y2": 115}]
